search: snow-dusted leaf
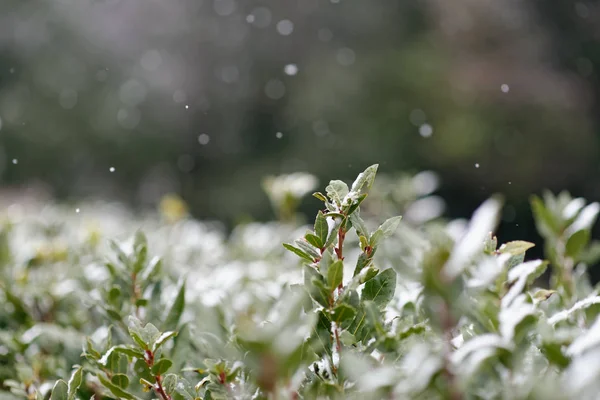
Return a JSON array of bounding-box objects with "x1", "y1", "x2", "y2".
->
[
  {"x1": 450, "y1": 334, "x2": 511, "y2": 376},
  {"x1": 467, "y1": 254, "x2": 510, "y2": 289},
  {"x1": 566, "y1": 202, "x2": 600, "y2": 237},
  {"x1": 563, "y1": 197, "x2": 586, "y2": 220},
  {"x1": 499, "y1": 294, "x2": 537, "y2": 340},
  {"x1": 326, "y1": 180, "x2": 349, "y2": 205},
  {"x1": 548, "y1": 294, "x2": 600, "y2": 325},
  {"x1": 350, "y1": 164, "x2": 378, "y2": 195},
  {"x1": 443, "y1": 197, "x2": 503, "y2": 280},
  {"x1": 395, "y1": 343, "x2": 443, "y2": 394},
  {"x1": 566, "y1": 315, "x2": 600, "y2": 356}
]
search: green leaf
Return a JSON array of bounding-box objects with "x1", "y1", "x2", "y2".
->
[
  {"x1": 152, "y1": 330, "x2": 178, "y2": 352},
  {"x1": 50, "y1": 380, "x2": 68, "y2": 400},
  {"x1": 295, "y1": 240, "x2": 321, "y2": 259},
  {"x1": 109, "y1": 240, "x2": 130, "y2": 267},
  {"x1": 313, "y1": 192, "x2": 328, "y2": 202},
  {"x1": 140, "y1": 256, "x2": 162, "y2": 282},
  {"x1": 359, "y1": 266, "x2": 379, "y2": 284},
  {"x1": 370, "y1": 216, "x2": 402, "y2": 248},
  {"x1": 314, "y1": 211, "x2": 328, "y2": 247},
  {"x1": 324, "y1": 216, "x2": 342, "y2": 249},
  {"x1": 128, "y1": 317, "x2": 161, "y2": 349},
  {"x1": 339, "y1": 330, "x2": 357, "y2": 346},
  {"x1": 133, "y1": 230, "x2": 148, "y2": 273},
  {"x1": 353, "y1": 252, "x2": 372, "y2": 277},
  {"x1": 134, "y1": 358, "x2": 155, "y2": 383},
  {"x1": 350, "y1": 164, "x2": 378, "y2": 195},
  {"x1": 305, "y1": 233, "x2": 322, "y2": 249},
  {"x1": 152, "y1": 359, "x2": 173, "y2": 375},
  {"x1": 304, "y1": 266, "x2": 330, "y2": 308},
  {"x1": 283, "y1": 243, "x2": 314, "y2": 262},
  {"x1": 108, "y1": 285, "x2": 121, "y2": 306},
  {"x1": 498, "y1": 241, "x2": 535, "y2": 256},
  {"x1": 581, "y1": 240, "x2": 600, "y2": 265},
  {"x1": 483, "y1": 234, "x2": 498, "y2": 254},
  {"x1": 327, "y1": 260, "x2": 344, "y2": 290},
  {"x1": 135, "y1": 298, "x2": 148, "y2": 307},
  {"x1": 362, "y1": 269, "x2": 396, "y2": 308},
  {"x1": 331, "y1": 303, "x2": 357, "y2": 323},
  {"x1": 111, "y1": 374, "x2": 130, "y2": 389},
  {"x1": 347, "y1": 193, "x2": 368, "y2": 215},
  {"x1": 85, "y1": 338, "x2": 101, "y2": 359},
  {"x1": 162, "y1": 374, "x2": 178, "y2": 395},
  {"x1": 98, "y1": 375, "x2": 138, "y2": 400},
  {"x1": 326, "y1": 180, "x2": 349, "y2": 205},
  {"x1": 164, "y1": 282, "x2": 186, "y2": 331},
  {"x1": 531, "y1": 195, "x2": 560, "y2": 238},
  {"x1": 99, "y1": 345, "x2": 144, "y2": 365},
  {"x1": 348, "y1": 213, "x2": 368, "y2": 238},
  {"x1": 566, "y1": 229, "x2": 590, "y2": 259}
]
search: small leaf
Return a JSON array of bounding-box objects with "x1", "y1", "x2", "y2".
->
[
  {"x1": 566, "y1": 229, "x2": 590, "y2": 259},
  {"x1": 323, "y1": 216, "x2": 342, "y2": 248},
  {"x1": 327, "y1": 260, "x2": 344, "y2": 290},
  {"x1": 331, "y1": 303, "x2": 357, "y2": 323},
  {"x1": 67, "y1": 367, "x2": 83, "y2": 400},
  {"x1": 162, "y1": 374, "x2": 178, "y2": 395},
  {"x1": 134, "y1": 358, "x2": 155, "y2": 383},
  {"x1": 350, "y1": 164, "x2": 378, "y2": 195},
  {"x1": 359, "y1": 266, "x2": 379, "y2": 284},
  {"x1": 111, "y1": 374, "x2": 130, "y2": 389},
  {"x1": 362, "y1": 269, "x2": 396, "y2": 308},
  {"x1": 444, "y1": 197, "x2": 503, "y2": 280},
  {"x1": 498, "y1": 241, "x2": 535, "y2": 256},
  {"x1": 314, "y1": 211, "x2": 328, "y2": 247},
  {"x1": 304, "y1": 233, "x2": 322, "y2": 249},
  {"x1": 370, "y1": 216, "x2": 402, "y2": 248},
  {"x1": 532, "y1": 289, "x2": 556, "y2": 302},
  {"x1": 109, "y1": 240, "x2": 130, "y2": 267},
  {"x1": 152, "y1": 330, "x2": 178, "y2": 352},
  {"x1": 85, "y1": 338, "x2": 101, "y2": 359},
  {"x1": 164, "y1": 282, "x2": 185, "y2": 331},
  {"x1": 151, "y1": 359, "x2": 173, "y2": 376},
  {"x1": 326, "y1": 180, "x2": 349, "y2": 205},
  {"x1": 349, "y1": 213, "x2": 369, "y2": 238},
  {"x1": 347, "y1": 193, "x2": 368, "y2": 215},
  {"x1": 140, "y1": 256, "x2": 162, "y2": 282},
  {"x1": 50, "y1": 380, "x2": 68, "y2": 400},
  {"x1": 97, "y1": 375, "x2": 137, "y2": 400},
  {"x1": 295, "y1": 240, "x2": 320, "y2": 259},
  {"x1": 353, "y1": 252, "x2": 372, "y2": 277},
  {"x1": 531, "y1": 195, "x2": 560, "y2": 238},
  {"x1": 133, "y1": 231, "x2": 148, "y2": 274},
  {"x1": 339, "y1": 330, "x2": 357, "y2": 346},
  {"x1": 283, "y1": 243, "x2": 314, "y2": 262},
  {"x1": 128, "y1": 317, "x2": 149, "y2": 350},
  {"x1": 313, "y1": 192, "x2": 328, "y2": 202},
  {"x1": 304, "y1": 266, "x2": 330, "y2": 308},
  {"x1": 483, "y1": 233, "x2": 498, "y2": 254},
  {"x1": 135, "y1": 298, "x2": 148, "y2": 307},
  {"x1": 99, "y1": 345, "x2": 144, "y2": 366}
]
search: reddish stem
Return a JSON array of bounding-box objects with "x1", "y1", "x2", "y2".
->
[{"x1": 144, "y1": 350, "x2": 172, "y2": 400}]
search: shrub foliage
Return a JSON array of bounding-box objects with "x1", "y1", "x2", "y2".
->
[{"x1": 2, "y1": 165, "x2": 600, "y2": 399}]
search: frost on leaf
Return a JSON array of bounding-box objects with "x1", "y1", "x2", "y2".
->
[{"x1": 443, "y1": 197, "x2": 503, "y2": 280}]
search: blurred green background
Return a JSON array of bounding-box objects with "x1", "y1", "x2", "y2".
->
[{"x1": 0, "y1": 0, "x2": 599, "y2": 247}]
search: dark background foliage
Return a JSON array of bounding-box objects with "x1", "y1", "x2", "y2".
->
[{"x1": 1, "y1": 0, "x2": 599, "y2": 256}]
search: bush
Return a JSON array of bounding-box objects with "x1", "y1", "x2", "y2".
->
[{"x1": 2, "y1": 165, "x2": 600, "y2": 399}]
